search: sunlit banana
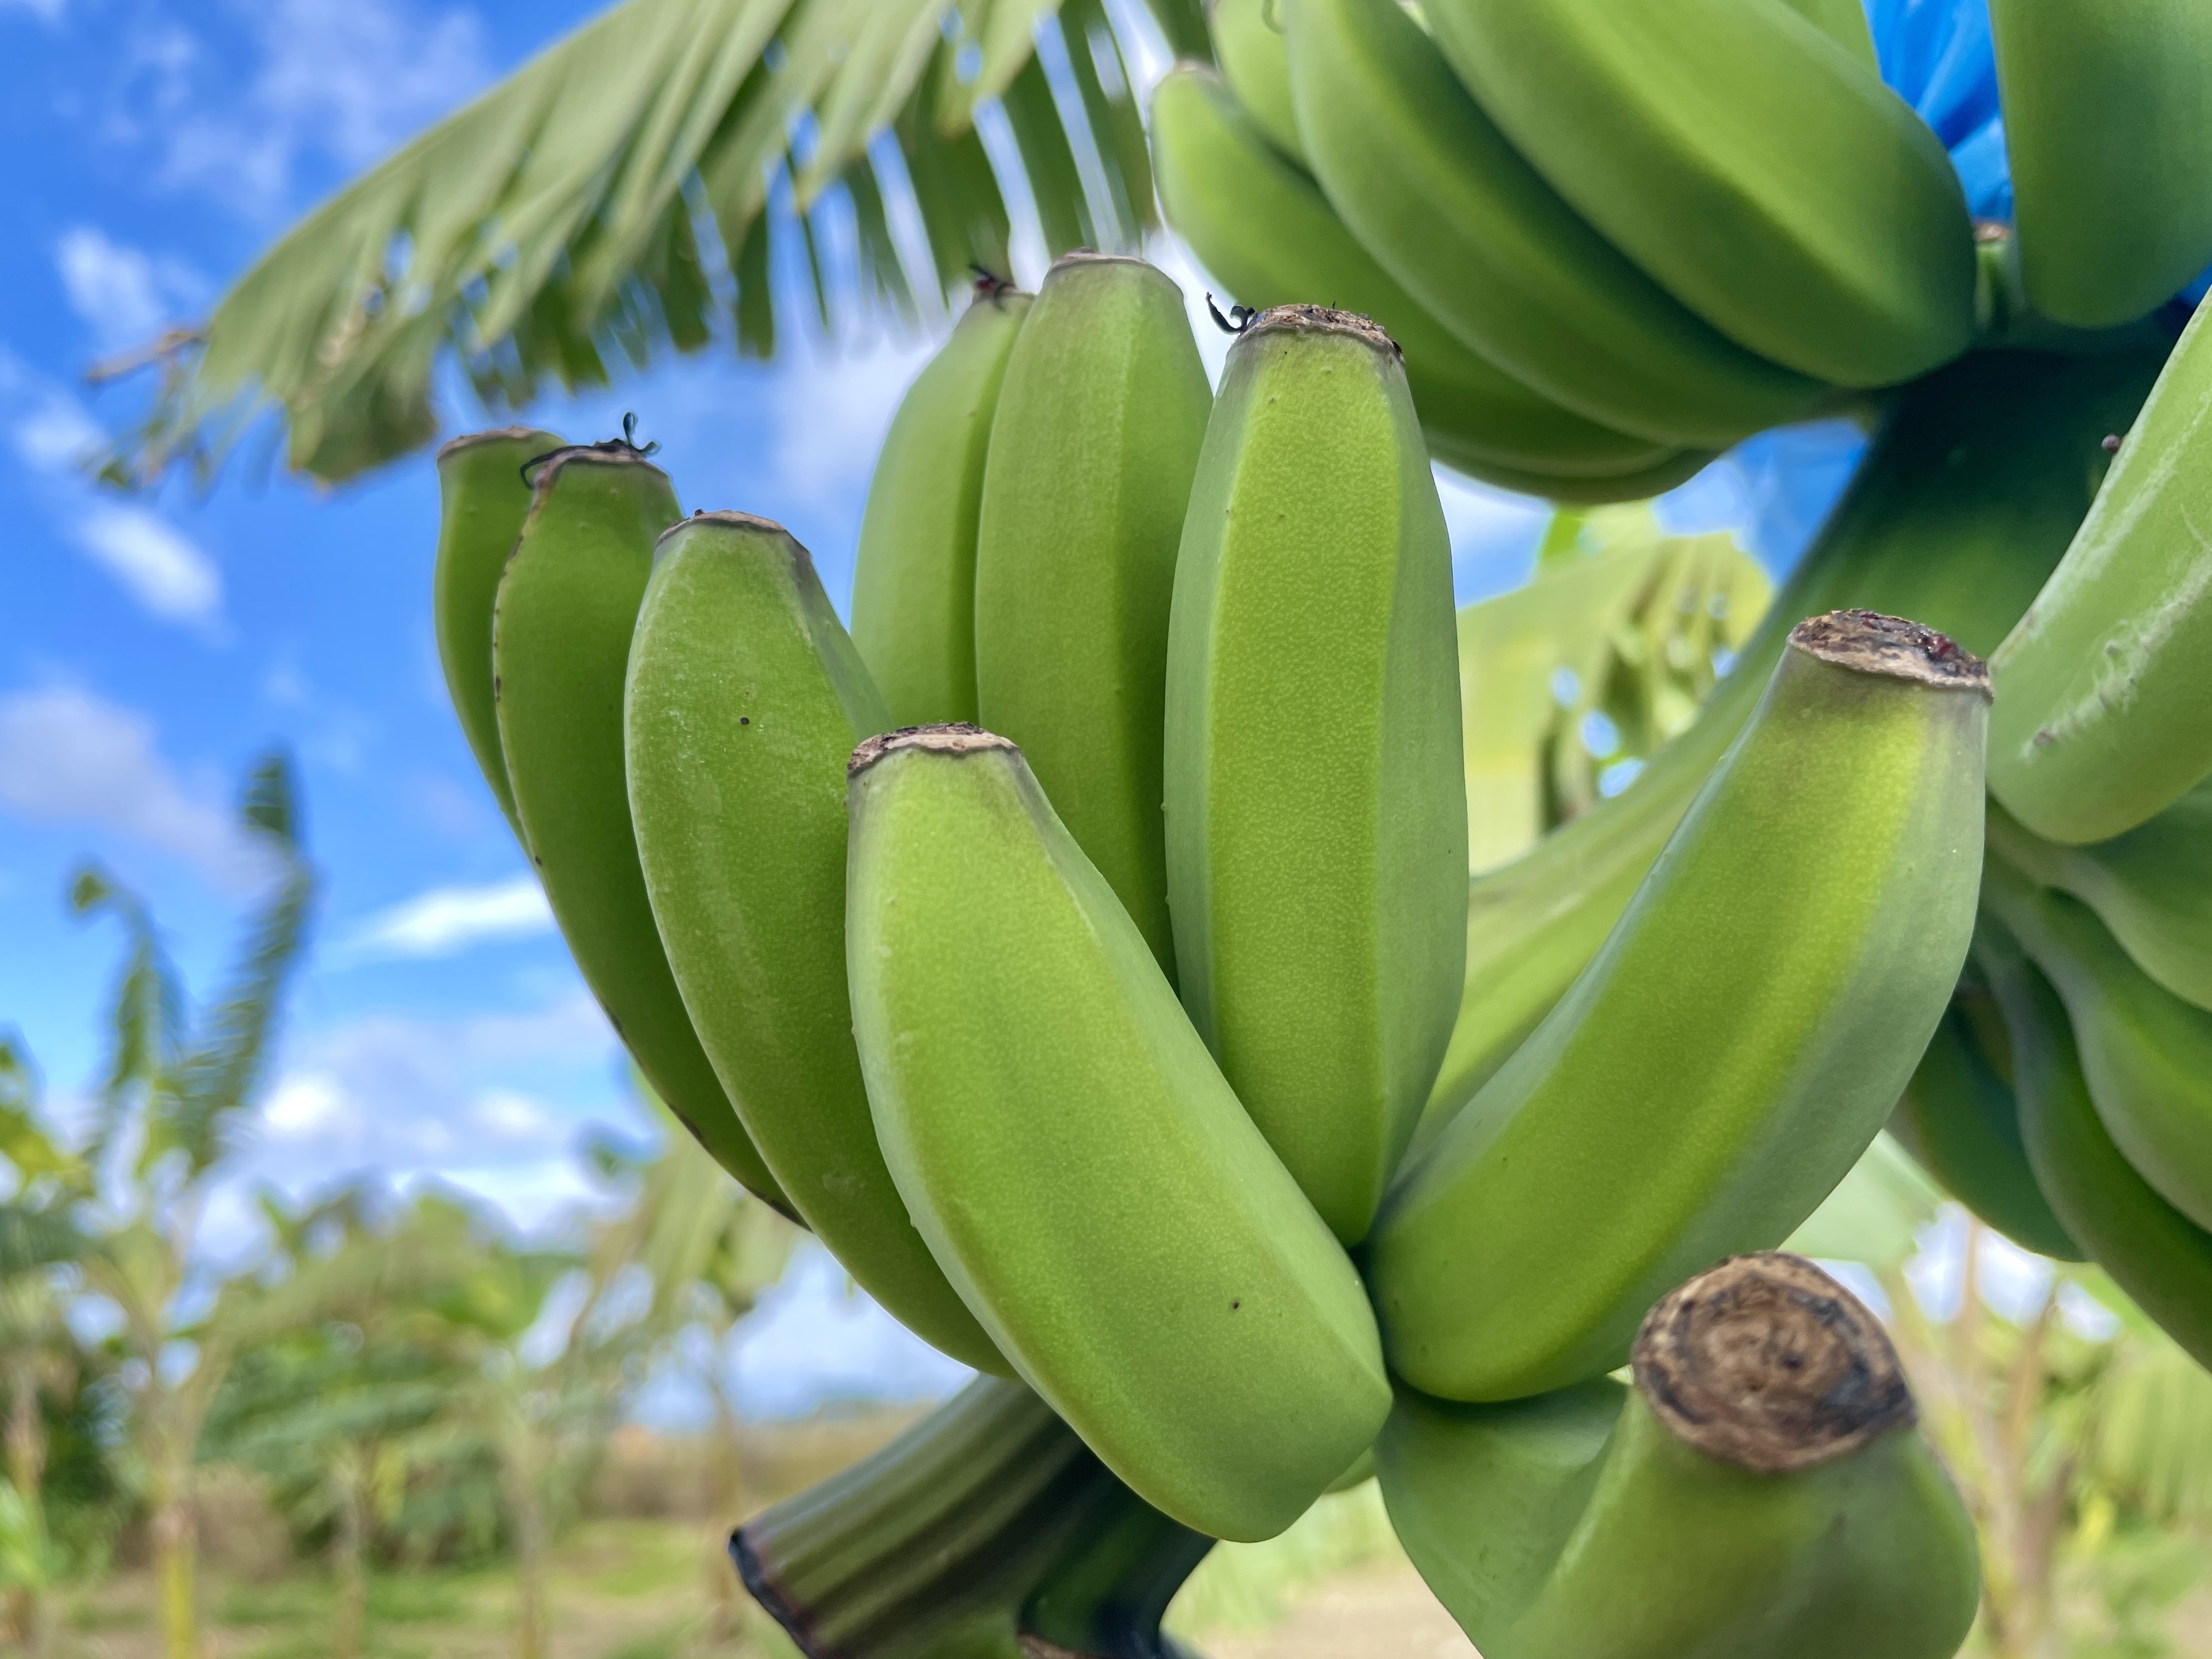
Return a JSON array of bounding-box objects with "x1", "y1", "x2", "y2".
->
[
  {"x1": 1380, "y1": 1255, "x2": 1980, "y2": 1659},
  {"x1": 1207, "y1": 0, "x2": 1303, "y2": 165},
  {"x1": 1165, "y1": 305, "x2": 1463, "y2": 1246},
  {"x1": 1774, "y1": 0, "x2": 1876, "y2": 66},
  {"x1": 1421, "y1": 0, "x2": 1976, "y2": 388},
  {"x1": 1887, "y1": 963, "x2": 2084, "y2": 1260},
  {"x1": 846, "y1": 726, "x2": 1389, "y2": 1541},
  {"x1": 1283, "y1": 0, "x2": 1828, "y2": 449},
  {"x1": 1987, "y1": 783, "x2": 2212, "y2": 1012},
  {"x1": 974, "y1": 253, "x2": 1211, "y2": 975},
  {"x1": 1987, "y1": 302, "x2": 2212, "y2": 844},
  {"x1": 1981, "y1": 857, "x2": 2212, "y2": 1236},
  {"x1": 1977, "y1": 919, "x2": 2212, "y2": 1371},
  {"x1": 624, "y1": 511, "x2": 1005, "y2": 1373},
  {"x1": 1369, "y1": 613, "x2": 1990, "y2": 1403},
  {"x1": 849, "y1": 278, "x2": 1031, "y2": 729},
  {"x1": 432, "y1": 425, "x2": 561, "y2": 843},
  {"x1": 1991, "y1": 0, "x2": 2212, "y2": 328},
  {"x1": 492, "y1": 445, "x2": 791, "y2": 1217},
  {"x1": 1414, "y1": 346, "x2": 2169, "y2": 1156},
  {"x1": 1146, "y1": 64, "x2": 1681, "y2": 489}
]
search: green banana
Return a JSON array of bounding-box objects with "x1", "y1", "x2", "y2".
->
[
  {"x1": 1991, "y1": 0, "x2": 2212, "y2": 328},
  {"x1": 492, "y1": 447, "x2": 791, "y2": 1218},
  {"x1": 1380, "y1": 1255, "x2": 1979, "y2": 1659},
  {"x1": 845, "y1": 726, "x2": 1389, "y2": 1541},
  {"x1": 1987, "y1": 302, "x2": 2212, "y2": 844},
  {"x1": 1988, "y1": 783, "x2": 2212, "y2": 1012},
  {"x1": 1977, "y1": 921, "x2": 2212, "y2": 1372},
  {"x1": 1146, "y1": 63, "x2": 1682, "y2": 488},
  {"x1": 623, "y1": 511, "x2": 1005, "y2": 1373},
  {"x1": 1207, "y1": 0, "x2": 1302, "y2": 165},
  {"x1": 1164, "y1": 305, "x2": 1464, "y2": 1246},
  {"x1": 1369, "y1": 612, "x2": 1990, "y2": 1403},
  {"x1": 1982, "y1": 859, "x2": 2212, "y2": 1236},
  {"x1": 1774, "y1": 0, "x2": 1876, "y2": 67},
  {"x1": 1415, "y1": 346, "x2": 2168, "y2": 1156},
  {"x1": 1421, "y1": 0, "x2": 1976, "y2": 389},
  {"x1": 1283, "y1": 0, "x2": 1827, "y2": 449},
  {"x1": 849, "y1": 278, "x2": 1032, "y2": 729},
  {"x1": 736, "y1": 1376, "x2": 1207, "y2": 1659},
  {"x1": 973, "y1": 253, "x2": 1211, "y2": 976},
  {"x1": 1887, "y1": 967, "x2": 2085, "y2": 1260},
  {"x1": 432, "y1": 426, "x2": 562, "y2": 842}
]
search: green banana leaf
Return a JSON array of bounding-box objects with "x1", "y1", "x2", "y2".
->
[
  {"x1": 95, "y1": 0, "x2": 1201, "y2": 488},
  {"x1": 1457, "y1": 509, "x2": 1770, "y2": 872}
]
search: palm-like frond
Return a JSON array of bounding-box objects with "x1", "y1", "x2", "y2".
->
[{"x1": 103, "y1": 0, "x2": 1196, "y2": 487}]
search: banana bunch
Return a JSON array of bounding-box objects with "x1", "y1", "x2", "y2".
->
[
  {"x1": 1144, "y1": 0, "x2": 2212, "y2": 504},
  {"x1": 426, "y1": 205, "x2": 2212, "y2": 1647}
]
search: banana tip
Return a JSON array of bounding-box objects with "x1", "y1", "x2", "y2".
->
[
  {"x1": 1789, "y1": 611, "x2": 1990, "y2": 697},
  {"x1": 1632, "y1": 1252, "x2": 1914, "y2": 1474},
  {"x1": 1243, "y1": 303, "x2": 1402, "y2": 360},
  {"x1": 849, "y1": 724, "x2": 1020, "y2": 780}
]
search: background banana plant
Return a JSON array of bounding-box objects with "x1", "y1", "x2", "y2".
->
[{"x1": 98, "y1": 0, "x2": 1209, "y2": 488}]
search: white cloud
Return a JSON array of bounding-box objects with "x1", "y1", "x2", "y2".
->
[
  {"x1": 152, "y1": 0, "x2": 490, "y2": 217},
  {"x1": 73, "y1": 503, "x2": 224, "y2": 629},
  {"x1": 0, "y1": 347, "x2": 228, "y2": 635},
  {"x1": 732, "y1": 1240, "x2": 974, "y2": 1420},
  {"x1": 0, "y1": 683, "x2": 269, "y2": 891},
  {"x1": 53, "y1": 227, "x2": 206, "y2": 354},
  {"x1": 335, "y1": 874, "x2": 552, "y2": 963},
  {"x1": 770, "y1": 339, "x2": 934, "y2": 507}
]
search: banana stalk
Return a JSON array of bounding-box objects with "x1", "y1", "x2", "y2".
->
[
  {"x1": 1369, "y1": 612, "x2": 1990, "y2": 1403},
  {"x1": 1379, "y1": 1255, "x2": 1980, "y2": 1659},
  {"x1": 1165, "y1": 304, "x2": 1464, "y2": 1246},
  {"x1": 846, "y1": 726, "x2": 1389, "y2": 1541},
  {"x1": 624, "y1": 511, "x2": 1006, "y2": 1372}
]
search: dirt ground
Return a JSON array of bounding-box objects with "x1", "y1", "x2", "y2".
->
[{"x1": 1203, "y1": 1562, "x2": 1476, "y2": 1659}]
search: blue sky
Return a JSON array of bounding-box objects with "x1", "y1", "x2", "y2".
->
[{"x1": 0, "y1": 0, "x2": 1853, "y2": 1412}]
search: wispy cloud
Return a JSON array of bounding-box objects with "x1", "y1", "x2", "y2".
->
[
  {"x1": 334, "y1": 874, "x2": 553, "y2": 963},
  {"x1": 0, "y1": 0, "x2": 67, "y2": 22},
  {"x1": 0, "y1": 682, "x2": 270, "y2": 891},
  {"x1": 141, "y1": 0, "x2": 491, "y2": 219},
  {"x1": 53, "y1": 227, "x2": 206, "y2": 354},
  {"x1": 0, "y1": 347, "x2": 228, "y2": 636}
]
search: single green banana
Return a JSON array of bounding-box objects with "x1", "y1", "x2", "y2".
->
[
  {"x1": 1987, "y1": 302, "x2": 2212, "y2": 844},
  {"x1": 624, "y1": 512, "x2": 1005, "y2": 1373},
  {"x1": 846, "y1": 726, "x2": 1389, "y2": 1541},
  {"x1": 1422, "y1": 0, "x2": 1976, "y2": 389},
  {"x1": 974, "y1": 253, "x2": 1211, "y2": 976},
  {"x1": 1977, "y1": 921, "x2": 2212, "y2": 1371},
  {"x1": 1887, "y1": 968, "x2": 2085, "y2": 1260},
  {"x1": 1370, "y1": 612, "x2": 1990, "y2": 1403},
  {"x1": 1457, "y1": 448, "x2": 1720, "y2": 506},
  {"x1": 492, "y1": 447, "x2": 791, "y2": 1218},
  {"x1": 1164, "y1": 305, "x2": 1464, "y2": 1246},
  {"x1": 1987, "y1": 783, "x2": 2212, "y2": 1012},
  {"x1": 432, "y1": 426, "x2": 562, "y2": 842},
  {"x1": 1982, "y1": 859, "x2": 2212, "y2": 1235},
  {"x1": 1415, "y1": 346, "x2": 2168, "y2": 1156},
  {"x1": 1991, "y1": 0, "x2": 2212, "y2": 328},
  {"x1": 1381, "y1": 1255, "x2": 1979, "y2": 1659},
  {"x1": 736, "y1": 1376, "x2": 1207, "y2": 1659},
  {"x1": 1774, "y1": 0, "x2": 1876, "y2": 66},
  {"x1": 849, "y1": 278, "x2": 1032, "y2": 729},
  {"x1": 1284, "y1": 0, "x2": 1828, "y2": 449},
  {"x1": 1146, "y1": 63, "x2": 1681, "y2": 487},
  {"x1": 1207, "y1": 0, "x2": 1302, "y2": 164}
]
